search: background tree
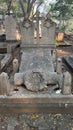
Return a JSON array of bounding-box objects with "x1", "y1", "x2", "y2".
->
[
  {"x1": 49, "y1": 0, "x2": 73, "y2": 30},
  {"x1": 0, "y1": 0, "x2": 44, "y2": 21},
  {"x1": 19, "y1": 0, "x2": 44, "y2": 20}
]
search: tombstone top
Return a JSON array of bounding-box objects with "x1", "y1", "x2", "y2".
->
[{"x1": 21, "y1": 12, "x2": 56, "y2": 48}]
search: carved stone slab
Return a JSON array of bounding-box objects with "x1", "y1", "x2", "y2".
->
[
  {"x1": 21, "y1": 21, "x2": 34, "y2": 47},
  {"x1": 41, "y1": 22, "x2": 55, "y2": 44}
]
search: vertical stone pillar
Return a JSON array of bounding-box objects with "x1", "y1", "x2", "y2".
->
[
  {"x1": 13, "y1": 58, "x2": 19, "y2": 73},
  {"x1": 62, "y1": 71, "x2": 72, "y2": 95},
  {"x1": 0, "y1": 72, "x2": 10, "y2": 95},
  {"x1": 56, "y1": 58, "x2": 62, "y2": 74}
]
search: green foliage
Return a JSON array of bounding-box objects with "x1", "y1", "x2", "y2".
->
[
  {"x1": 50, "y1": 0, "x2": 73, "y2": 19},
  {"x1": 0, "y1": 0, "x2": 45, "y2": 19},
  {"x1": 0, "y1": 0, "x2": 5, "y2": 3},
  {"x1": 60, "y1": 25, "x2": 67, "y2": 32},
  {"x1": 55, "y1": 39, "x2": 59, "y2": 46}
]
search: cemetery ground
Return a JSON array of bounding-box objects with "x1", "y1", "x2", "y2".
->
[{"x1": 0, "y1": 41, "x2": 73, "y2": 130}]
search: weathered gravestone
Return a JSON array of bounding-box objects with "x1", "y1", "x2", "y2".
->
[
  {"x1": 5, "y1": 15, "x2": 17, "y2": 41},
  {"x1": 14, "y1": 13, "x2": 63, "y2": 92},
  {"x1": 21, "y1": 12, "x2": 56, "y2": 47}
]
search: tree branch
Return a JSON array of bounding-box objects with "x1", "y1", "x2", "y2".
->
[
  {"x1": 27, "y1": 0, "x2": 31, "y2": 13},
  {"x1": 7, "y1": 0, "x2": 13, "y2": 15},
  {"x1": 19, "y1": 0, "x2": 26, "y2": 17},
  {"x1": 36, "y1": 2, "x2": 43, "y2": 10},
  {"x1": 29, "y1": 0, "x2": 36, "y2": 13}
]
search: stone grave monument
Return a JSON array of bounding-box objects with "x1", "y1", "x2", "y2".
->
[
  {"x1": 14, "y1": 12, "x2": 63, "y2": 92},
  {"x1": 0, "y1": 12, "x2": 72, "y2": 114}
]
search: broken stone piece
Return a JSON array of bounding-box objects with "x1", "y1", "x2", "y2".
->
[
  {"x1": 24, "y1": 70, "x2": 63, "y2": 92},
  {"x1": 14, "y1": 73, "x2": 24, "y2": 86},
  {"x1": 24, "y1": 70, "x2": 47, "y2": 92},
  {"x1": 14, "y1": 70, "x2": 63, "y2": 92},
  {"x1": 0, "y1": 72, "x2": 10, "y2": 95},
  {"x1": 42, "y1": 71, "x2": 63, "y2": 88}
]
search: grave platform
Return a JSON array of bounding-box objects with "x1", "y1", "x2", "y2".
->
[{"x1": 0, "y1": 86, "x2": 73, "y2": 114}]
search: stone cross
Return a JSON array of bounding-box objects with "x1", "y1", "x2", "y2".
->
[{"x1": 33, "y1": 11, "x2": 42, "y2": 44}]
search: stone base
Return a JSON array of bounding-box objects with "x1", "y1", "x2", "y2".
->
[{"x1": 0, "y1": 91, "x2": 73, "y2": 113}]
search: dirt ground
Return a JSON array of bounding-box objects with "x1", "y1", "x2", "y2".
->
[{"x1": 0, "y1": 113, "x2": 73, "y2": 130}]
